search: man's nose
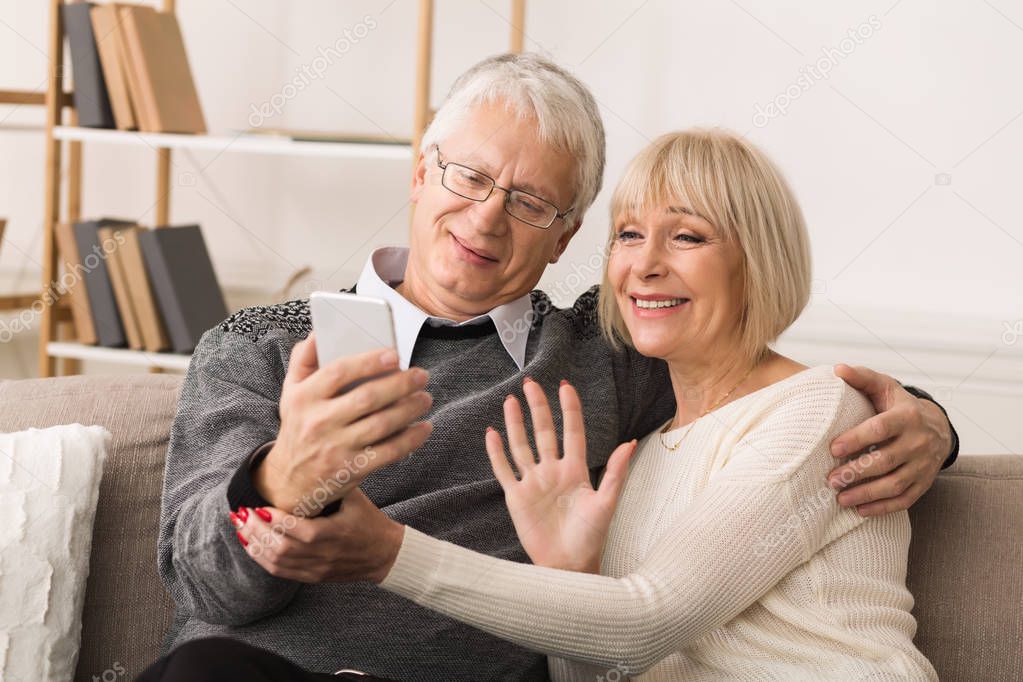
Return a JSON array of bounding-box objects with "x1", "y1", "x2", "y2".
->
[{"x1": 468, "y1": 190, "x2": 510, "y2": 235}]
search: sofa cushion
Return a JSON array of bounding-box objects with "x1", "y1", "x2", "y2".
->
[
  {"x1": 907, "y1": 454, "x2": 1023, "y2": 682},
  {"x1": 0, "y1": 424, "x2": 110, "y2": 681},
  {"x1": 0, "y1": 374, "x2": 183, "y2": 682}
]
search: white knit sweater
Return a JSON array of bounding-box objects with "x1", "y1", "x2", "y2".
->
[{"x1": 381, "y1": 365, "x2": 938, "y2": 680}]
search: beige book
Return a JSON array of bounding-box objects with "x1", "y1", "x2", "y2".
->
[
  {"x1": 90, "y1": 4, "x2": 136, "y2": 130},
  {"x1": 115, "y1": 5, "x2": 157, "y2": 131},
  {"x1": 118, "y1": 5, "x2": 206, "y2": 134},
  {"x1": 54, "y1": 221, "x2": 99, "y2": 345},
  {"x1": 119, "y1": 226, "x2": 171, "y2": 352},
  {"x1": 98, "y1": 226, "x2": 144, "y2": 350}
]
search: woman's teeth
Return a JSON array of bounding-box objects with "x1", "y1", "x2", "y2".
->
[{"x1": 634, "y1": 297, "x2": 687, "y2": 309}]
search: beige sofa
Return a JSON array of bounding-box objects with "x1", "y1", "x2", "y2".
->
[{"x1": 0, "y1": 373, "x2": 1020, "y2": 681}]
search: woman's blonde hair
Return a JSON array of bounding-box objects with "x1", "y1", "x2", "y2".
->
[{"x1": 598, "y1": 129, "x2": 811, "y2": 363}]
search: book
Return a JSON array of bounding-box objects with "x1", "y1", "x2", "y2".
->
[
  {"x1": 98, "y1": 225, "x2": 144, "y2": 350},
  {"x1": 61, "y1": 2, "x2": 115, "y2": 129},
  {"x1": 119, "y1": 226, "x2": 171, "y2": 352},
  {"x1": 72, "y1": 219, "x2": 135, "y2": 347},
  {"x1": 90, "y1": 4, "x2": 136, "y2": 130},
  {"x1": 118, "y1": 5, "x2": 206, "y2": 134},
  {"x1": 138, "y1": 225, "x2": 227, "y2": 353},
  {"x1": 111, "y1": 4, "x2": 155, "y2": 131},
  {"x1": 54, "y1": 221, "x2": 98, "y2": 345}
]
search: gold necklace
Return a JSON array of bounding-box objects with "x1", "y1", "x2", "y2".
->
[{"x1": 659, "y1": 364, "x2": 758, "y2": 451}]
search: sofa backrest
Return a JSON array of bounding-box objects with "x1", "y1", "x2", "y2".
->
[
  {"x1": 906, "y1": 453, "x2": 1023, "y2": 681},
  {"x1": 0, "y1": 373, "x2": 1020, "y2": 681},
  {"x1": 0, "y1": 373, "x2": 182, "y2": 682}
]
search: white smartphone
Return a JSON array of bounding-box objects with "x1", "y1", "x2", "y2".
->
[{"x1": 309, "y1": 291, "x2": 399, "y2": 392}]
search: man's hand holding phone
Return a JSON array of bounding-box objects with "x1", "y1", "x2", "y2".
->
[{"x1": 253, "y1": 333, "x2": 434, "y2": 513}]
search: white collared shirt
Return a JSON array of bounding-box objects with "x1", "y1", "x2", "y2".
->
[{"x1": 355, "y1": 247, "x2": 533, "y2": 370}]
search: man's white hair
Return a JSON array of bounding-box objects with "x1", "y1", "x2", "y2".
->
[{"x1": 420, "y1": 53, "x2": 606, "y2": 224}]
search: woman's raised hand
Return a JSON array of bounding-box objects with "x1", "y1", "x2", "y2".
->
[{"x1": 486, "y1": 378, "x2": 638, "y2": 573}]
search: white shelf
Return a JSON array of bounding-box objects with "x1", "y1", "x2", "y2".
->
[
  {"x1": 0, "y1": 123, "x2": 47, "y2": 133},
  {"x1": 52, "y1": 126, "x2": 413, "y2": 160},
  {"x1": 48, "y1": 341, "x2": 191, "y2": 371}
]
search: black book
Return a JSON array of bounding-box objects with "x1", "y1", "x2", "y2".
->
[
  {"x1": 73, "y1": 219, "x2": 134, "y2": 347},
  {"x1": 62, "y1": 2, "x2": 115, "y2": 128},
  {"x1": 138, "y1": 225, "x2": 228, "y2": 354}
]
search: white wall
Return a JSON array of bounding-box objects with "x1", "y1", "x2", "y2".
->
[{"x1": 1, "y1": 0, "x2": 1020, "y2": 453}]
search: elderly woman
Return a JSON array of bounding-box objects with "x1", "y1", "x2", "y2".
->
[{"x1": 329, "y1": 130, "x2": 938, "y2": 680}]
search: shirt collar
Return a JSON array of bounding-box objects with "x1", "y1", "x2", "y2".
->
[{"x1": 355, "y1": 247, "x2": 533, "y2": 370}]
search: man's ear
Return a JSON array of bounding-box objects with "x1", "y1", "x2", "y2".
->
[
  {"x1": 549, "y1": 219, "x2": 583, "y2": 264},
  {"x1": 409, "y1": 150, "x2": 429, "y2": 203}
]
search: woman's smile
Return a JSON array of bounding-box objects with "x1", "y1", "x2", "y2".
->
[{"x1": 628, "y1": 294, "x2": 692, "y2": 319}]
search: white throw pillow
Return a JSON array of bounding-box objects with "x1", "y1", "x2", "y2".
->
[{"x1": 0, "y1": 424, "x2": 110, "y2": 682}]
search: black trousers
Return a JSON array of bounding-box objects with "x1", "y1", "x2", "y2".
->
[{"x1": 135, "y1": 637, "x2": 398, "y2": 682}]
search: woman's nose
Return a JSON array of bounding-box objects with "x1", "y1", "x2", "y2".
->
[{"x1": 634, "y1": 240, "x2": 669, "y2": 279}]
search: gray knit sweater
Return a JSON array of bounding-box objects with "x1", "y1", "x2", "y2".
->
[{"x1": 157, "y1": 285, "x2": 674, "y2": 681}]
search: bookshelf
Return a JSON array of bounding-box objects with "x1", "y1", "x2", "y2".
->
[
  {"x1": 35, "y1": 0, "x2": 528, "y2": 377},
  {"x1": 0, "y1": 85, "x2": 81, "y2": 374}
]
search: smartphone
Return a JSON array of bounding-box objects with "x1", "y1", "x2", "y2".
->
[{"x1": 309, "y1": 291, "x2": 399, "y2": 392}]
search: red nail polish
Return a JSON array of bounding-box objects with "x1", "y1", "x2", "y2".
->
[
  {"x1": 237, "y1": 507, "x2": 249, "y2": 522},
  {"x1": 254, "y1": 507, "x2": 272, "y2": 523},
  {"x1": 229, "y1": 511, "x2": 241, "y2": 528},
  {"x1": 237, "y1": 531, "x2": 248, "y2": 547}
]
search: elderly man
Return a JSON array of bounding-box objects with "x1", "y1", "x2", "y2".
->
[{"x1": 144, "y1": 54, "x2": 957, "y2": 682}]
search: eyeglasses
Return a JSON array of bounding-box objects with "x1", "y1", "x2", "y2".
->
[{"x1": 434, "y1": 146, "x2": 573, "y2": 230}]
